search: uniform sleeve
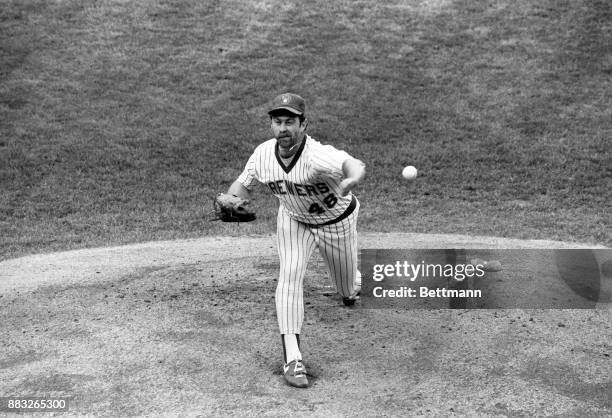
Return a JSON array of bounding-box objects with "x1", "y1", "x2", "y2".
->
[{"x1": 236, "y1": 151, "x2": 260, "y2": 190}]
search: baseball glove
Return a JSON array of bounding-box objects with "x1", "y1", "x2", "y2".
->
[{"x1": 212, "y1": 193, "x2": 256, "y2": 222}]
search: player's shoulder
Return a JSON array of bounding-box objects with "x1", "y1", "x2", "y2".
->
[
  {"x1": 305, "y1": 135, "x2": 341, "y2": 152},
  {"x1": 252, "y1": 138, "x2": 277, "y2": 154},
  {"x1": 305, "y1": 135, "x2": 351, "y2": 160}
]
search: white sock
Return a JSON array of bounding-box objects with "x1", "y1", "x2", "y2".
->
[{"x1": 283, "y1": 334, "x2": 301, "y2": 363}]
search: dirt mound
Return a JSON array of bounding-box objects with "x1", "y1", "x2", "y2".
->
[{"x1": 1, "y1": 233, "x2": 603, "y2": 294}]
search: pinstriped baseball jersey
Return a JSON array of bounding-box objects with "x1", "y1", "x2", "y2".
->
[
  {"x1": 237, "y1": 135, "x2": 353, "y2": 224},
  {"x1": 236, "y1": 131, "x2": 361, "y2": 337}
]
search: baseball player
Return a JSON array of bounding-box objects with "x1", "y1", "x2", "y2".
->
[{"x1": 225, "y1": 93, "x2": 365, "y2": 388}]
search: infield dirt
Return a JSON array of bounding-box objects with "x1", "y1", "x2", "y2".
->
[{"x1": 1, "y1": 233, "x2": 610, "y2": 416}]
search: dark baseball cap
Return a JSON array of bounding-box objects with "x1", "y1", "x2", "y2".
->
[{"x1": 267, "y1": 93, "x2": 305, "y2": 116}]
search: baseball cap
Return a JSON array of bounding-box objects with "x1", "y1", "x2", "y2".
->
[{"x1": 268, "y1": 93, "x2": 305, "y2": 116}]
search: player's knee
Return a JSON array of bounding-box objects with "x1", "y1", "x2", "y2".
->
[{"x1": 275, "y1": 285, "x2": 302, "y2": 301}]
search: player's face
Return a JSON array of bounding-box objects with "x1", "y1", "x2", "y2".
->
[{"x1": 271, "y1": 115, "x2": 306, "y2": 155}]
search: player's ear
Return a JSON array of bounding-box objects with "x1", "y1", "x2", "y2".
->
[{"x1": 301, "y1": 118, "x2": 308, "y2": 130}]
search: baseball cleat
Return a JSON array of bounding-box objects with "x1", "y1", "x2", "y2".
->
[
  {"x1": 283, "y1": 359, "x2": 309, "y2": 388},
  {"x1": 342, "y1": 287, "x2": 361, "y2": 306},
  {"x1": 470, "y1": 258, "x2": 503, "y2": 272},
  {"x1": 343, "y1": 271, "x2": 362, "y2": 306}
]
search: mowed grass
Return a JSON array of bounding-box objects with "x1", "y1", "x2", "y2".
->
[{"x1": 1, "y1": 0, "x2": 610, "y2": 259}]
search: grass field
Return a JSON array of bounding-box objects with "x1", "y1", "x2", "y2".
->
[{"x1": 1, "y1": 0, "x2": 610, "y2": 259}]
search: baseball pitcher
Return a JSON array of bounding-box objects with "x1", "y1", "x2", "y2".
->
[{"x1": 221, "y1": 93, "x2": 365, "y2": 388}]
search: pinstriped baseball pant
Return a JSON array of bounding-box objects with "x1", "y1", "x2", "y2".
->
[{"x1": 275, "y1": 201, "x2": 360, "y2": 335}]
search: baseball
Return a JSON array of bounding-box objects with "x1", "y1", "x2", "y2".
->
[{"x1": 402, "y1": 165, "x2": 418, "y2": 180}]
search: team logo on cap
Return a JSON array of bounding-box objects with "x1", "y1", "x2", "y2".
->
[{"x1": 281, "y1": 94, "x2": 290, "y2": 103}]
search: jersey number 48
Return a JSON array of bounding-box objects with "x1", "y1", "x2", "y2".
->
[{"x1": 308, "y1": 194, "x2": 338, "y2": 214}]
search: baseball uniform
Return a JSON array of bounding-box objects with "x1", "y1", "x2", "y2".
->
[{"x1": 236, "y1": 134, "x2": 361, "y2": 335}]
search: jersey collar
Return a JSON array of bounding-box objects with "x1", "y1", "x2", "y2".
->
[{"x1": 275, "y1": 136, "x2": 307, "y2": 173}]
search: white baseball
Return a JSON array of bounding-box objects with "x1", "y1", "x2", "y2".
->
[{"x1": 402, "y1": 165, "x2": 417, "y2": 180}]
